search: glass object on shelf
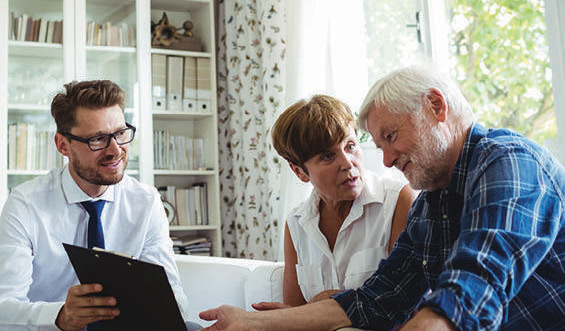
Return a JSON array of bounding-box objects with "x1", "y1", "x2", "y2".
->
[
  {"x1": 8, "y1": 54, "x2": 63, "y2": 106},
  {"x1": 86, "y1": 51, "x2": 137, "y2": 109}
]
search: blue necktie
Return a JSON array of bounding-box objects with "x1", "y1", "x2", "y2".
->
[{"x1": 81, "y1": 200, "x2": 106, "y2": 249}]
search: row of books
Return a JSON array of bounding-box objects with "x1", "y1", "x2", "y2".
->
[
  {"x1": 86, "y1": 21, "x2": 136, "y2": 47},
  {"x1": 159, "y1": 184, "x2": 209, "y2": 226},
  {"x1": 8, "y1": 122, "x2": 65, "y2": 171},
  {"x1": 151, "y1": 55, "x2": 211, "y2": 113},
  {"x1": 171, "y1": 235, "x2": 211, "y2": 256},
  {"x1": 153, "y1": 131, "x2": 205, "y2": 170},
  {"x1": 9, "y1": 12, "x2": 63, "y2": 44}
]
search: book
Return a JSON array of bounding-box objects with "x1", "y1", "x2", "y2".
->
[
  {"x1": 63, "y1": 243, "x2": 186, "y2": 331},
  {"x1": 166, "y1": 56, "x2": 184, "y2": 111},
  {"x1": 170, "y1": 234, "x2": 208, "y2": 247},
  {"x1": 38, "y1": 19, "x2": 48, "y2": 43},
  {"x1": 46, "y1": 20, "x2": 54, "y2": 43},
  {"x1": 53, "y1": 20, "x2": 63, "y2": 44},
  {"x1": 193, "y1": 182, "x2": 208, "y2": 225},
  {"x1": 8, "y1": 124, "x2": 17, "y2": 169},
  {"x1": 8, "y1": 12, "x2": 14, "y2": 40}
]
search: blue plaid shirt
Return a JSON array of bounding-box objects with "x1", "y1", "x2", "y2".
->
[{"x1": 333, "y1": 123, "x2": 565, "y2": 330}]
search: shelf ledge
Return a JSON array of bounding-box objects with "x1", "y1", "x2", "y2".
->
[
  {"x1": 152, "y1": 110, "x2": 214, "y2": 120},
  {"x1": 154, "y1": 169, "x2": 215, "y2": 176},
  {"x1": 170, "y1": 225, "x2": 217, "y2": 231},
  {"x1": 150, "y1": 48, "x2": 212, "y2": 58}
]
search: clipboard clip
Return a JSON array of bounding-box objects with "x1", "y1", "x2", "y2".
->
[{"x1": 92, "y1": 247, "x2": 135, "y2": 260}]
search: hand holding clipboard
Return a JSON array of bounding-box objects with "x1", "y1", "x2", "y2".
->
[{"x1": 63, "y1": 243, "x2": 187, "y2": 331}]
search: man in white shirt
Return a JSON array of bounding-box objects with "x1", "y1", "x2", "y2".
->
[{"x1": 0, "y1": 80, "x2": 200, "y2": 331}]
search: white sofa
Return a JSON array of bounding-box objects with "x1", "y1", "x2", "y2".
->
[{"x1": 174, "y1": 254, "x2": 285, "y2": 326}]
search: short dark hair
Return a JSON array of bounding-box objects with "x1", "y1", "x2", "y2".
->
[
  {"x1": 51, "y1": 80, "x2": 126, "y2": 133},
  {"x1": 271, "y1": 94, "x2": 356, "y2": 169}
]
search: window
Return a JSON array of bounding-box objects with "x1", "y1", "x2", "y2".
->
[{"x1": 361, "y1": 0, "x2": 564, "y2": 164}]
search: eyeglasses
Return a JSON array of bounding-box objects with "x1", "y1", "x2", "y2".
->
[{"x1": 63, "y1": 123, "x2": 136, "y2": 151}]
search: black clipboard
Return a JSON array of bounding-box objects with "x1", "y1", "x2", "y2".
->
[{"x1": 63, "y1": 243, "x2": 187, "y2": 331}]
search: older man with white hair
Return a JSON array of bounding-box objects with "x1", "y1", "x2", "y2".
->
[{"x1": 198, "y1": 65, "x2": 565, "y2": 331}]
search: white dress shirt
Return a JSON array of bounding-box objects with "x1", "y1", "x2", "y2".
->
[
  {"x1": 0, "y1": 165, "x2": 189, "y2": 331},
  {"x1": 286, "y1": 171, "x2": 405, "y2": 301}
]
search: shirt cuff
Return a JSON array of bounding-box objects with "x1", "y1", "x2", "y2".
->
[
  {"x1": 421, "y1": 288, "x2": 475, "y2": 331},
  {"x1": 34, "y1": 301, "x2": 65, "y2": 331},
  {"x1": 331, "y1": 290, "x2": 360, "y2": 325}
]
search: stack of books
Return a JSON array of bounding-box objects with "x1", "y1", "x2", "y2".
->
[
  {"x1": 8, "y1": 122, "x2": 64, "y2": 170},
  {"x1": 171, "y1": 235, "x2": 211, "y2": 256},
  {"x1": 86, "y1": 21, "x2": 136, "y2": 47},
  {"x1": 9, "y1": 12, "x2": 63, "y2": 44},
  {"x1": 153, "y1": 132, "x2": 204, "y2": 170},
  {"x1": 158, "y1": 183, "x2": 209, "y2": 226}
]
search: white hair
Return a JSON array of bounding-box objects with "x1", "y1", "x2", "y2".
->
[{"x1": 358, "y1": 65, "x2": 474, "y2": 131}]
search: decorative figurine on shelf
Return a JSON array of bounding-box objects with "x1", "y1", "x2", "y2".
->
[
  {"x1": 152, "y1": 12, "x2": 180, "y2": 47},
  {"x1": 151, "y1": 12, "x2": 202, "y2": 51},
  {"x1": 182, "y1": 20, "x2": 194, "y2": 37}
]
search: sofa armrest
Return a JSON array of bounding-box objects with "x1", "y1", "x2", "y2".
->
[
  {"x1": 174, "y1": 254, "x2": 284, "y2": 326},
  {"x1": 244, "y1": 262, "x2": 284, "y2": 310}
]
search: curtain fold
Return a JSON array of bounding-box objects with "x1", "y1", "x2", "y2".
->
[{"x1": 216, "y1": 0, "x2": 286, "y2": 260}]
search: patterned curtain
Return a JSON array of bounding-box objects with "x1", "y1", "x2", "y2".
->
[{"x1": 216, "y1": 0, "x2": 286, "y2": 260}]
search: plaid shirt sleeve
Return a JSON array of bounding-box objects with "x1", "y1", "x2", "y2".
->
[
  {"x1": 332, "y1": 224, "x2": 430, "y2": 329},
  {"x1": 422, "y1": 138, "x2": 564, "y2": 330}
]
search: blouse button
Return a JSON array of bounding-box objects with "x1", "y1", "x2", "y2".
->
[
  {"x1": 422, "y1": 260, "x2": 427, "y2": 266},
  {"x1": 442, "y1": 214, "x2": 448, "y2": 220}
]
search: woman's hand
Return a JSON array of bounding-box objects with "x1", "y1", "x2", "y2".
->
[{"x1": 309, "y1": 290, "x2": 340, "y2": 303}]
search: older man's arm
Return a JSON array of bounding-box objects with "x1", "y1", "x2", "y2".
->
[
  {"x1": 399, "y1": 308, "x2": 456, "y2": 331},
  {"x1": 200, "y1": 299, "x2": 351, "y2": 331}
]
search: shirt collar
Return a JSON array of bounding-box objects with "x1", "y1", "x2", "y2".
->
[
  {"x1": 445, "y1": 122, "x2": 486, "y2": 196},
  {"x1": 61, "y1": 164, "x2": 115, "y2": 204},
  {"x1": 295, "y1": 170, "x2": 384, "y2": 227}
]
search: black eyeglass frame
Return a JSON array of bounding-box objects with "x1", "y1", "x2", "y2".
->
[{"x1": 62, "y1": 123, "x2": 136, "y2": 151}]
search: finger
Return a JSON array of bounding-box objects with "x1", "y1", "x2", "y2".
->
[
  {"x1": 68, "y1": 295, "x2": 117, "y2": 309},
  {"x1": 199, "y1": 308, "x2": 219, "y2": 321},
  {"x1": 68, "y1": 283, "x2": 104, "y2": 297},
  {"x1": 80, "y1": 307, "x2": 121, "y2": 320}
]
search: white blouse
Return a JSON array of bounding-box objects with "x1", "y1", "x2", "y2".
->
[{"x1": 286, "y1": 170, "x2": 405, "y2": 301}]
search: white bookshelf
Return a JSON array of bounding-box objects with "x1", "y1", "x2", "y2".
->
[{"x1": 0, "y1": 0, "x2": 222, "y2": 256}]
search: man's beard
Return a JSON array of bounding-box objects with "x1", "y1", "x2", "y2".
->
[
  {"x1": 400, "y1": 120, "x2": 449, "y2": 191},
  {"x1": 71, "y1": 151, "x2": 127, "y2": 186}
]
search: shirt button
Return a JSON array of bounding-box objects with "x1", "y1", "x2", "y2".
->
[
  {"x1": 442, "y1": 214, "x2": 448, "y2": 219},
  {"x1": 422, "y1": 260, "x2": 427, "y2": 266}
]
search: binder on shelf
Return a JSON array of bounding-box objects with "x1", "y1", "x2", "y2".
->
[
  {"x1": 166, "y1": 56, "x2": 184, "y2": 111},
  {"x1": 196, "y1": 58, "x2": 212, "y2": 113},
  {"x1": 183, "y1": 57, "x2": 197, "y2": 112},
  {"x1": 151, "y1": 54, "x2": 167, "y2": 110}
]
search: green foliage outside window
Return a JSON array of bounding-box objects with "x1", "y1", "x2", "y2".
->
[
  {"x1": 361, "y1": 0, "x2": 556, "y2": 145},
  {"x1": 448, "y1": 0, "x2": 556, "y2": 143}
]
